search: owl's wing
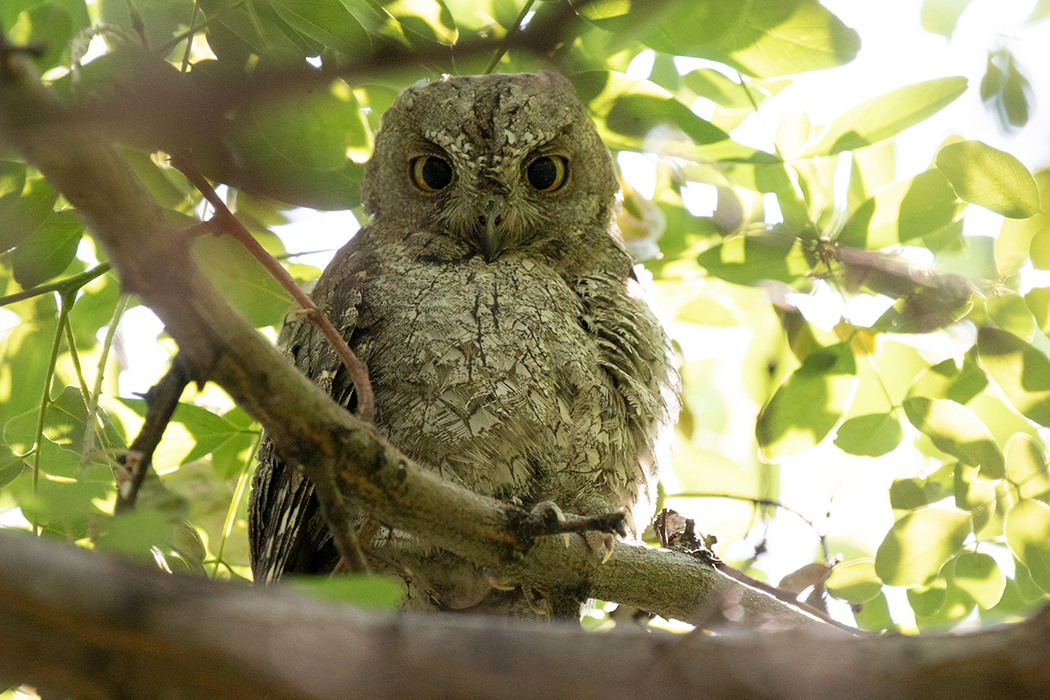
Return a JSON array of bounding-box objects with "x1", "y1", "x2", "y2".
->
[{"x1": 248, "y1": 234, "x2": 370, "y2": 583}]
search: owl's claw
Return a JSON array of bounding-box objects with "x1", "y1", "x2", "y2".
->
[{"x1": 585, "y1": 531, "x2": 616, "y2": 563}]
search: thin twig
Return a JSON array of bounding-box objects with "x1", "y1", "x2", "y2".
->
[
  {"x1": 484, "y1": 0, "x2": 537, "y2": 74},
  {"x1": 114, "y1": 357, "x2": 190, "y2": 513},
  {"x1": 80, "y1": 293, "x2": 128, "y2": 471},
  {"x1": 670, "y1": 491, "x2": 830, "y2": 563},
  {"x1": 32, "y1": 293, "x2": 74, "y2": 501},
  {"x1": 169, "y1": 152, "x2": 375, "y2": 423},
  {"x1": 0, "y1": 263, "x2": 111, "y2": 307}
]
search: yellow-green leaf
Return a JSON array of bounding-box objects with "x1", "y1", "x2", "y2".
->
[
  {"x1": 936, "y1": 140, "x2": 1041, "y2": 218},
  {"x1": 977, "y1": 327, "x2": 1050, "y2": 427},
  {"x1": 833, "y1": 412, "x2": 903, "y2": 457},
  {"x1": 875, "y1": 509, "x2": 971, "y2": 586},
  {"x1": 949, "y1": 551, "x2": 1005, "y2": 608},
  {"x1": 826, "y1": 560, "x2": 882, "y2": 604},
  {"x1": 806, "y1": 77, "x2": 967, "y2": 156},
  {"x1": 902, "y1": 396, "x2": 1005, "y2": 478},
  {"x1": 1005, "y1": 499, "x2": 1050, "y2": 592},
  {"x1": 757, "y1": 342, "x2": 857, "y2": 460},
  {"x1": 1006, "y1": 434, "x2": 1050, "y2": 501},
  {"x1": 838, "y1": 169, "x2": 965, "y2": 249}
]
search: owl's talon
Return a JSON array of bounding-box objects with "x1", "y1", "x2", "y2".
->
[
  {"x1": 585, "y1": 531, "x2": 616, "y2": 563},
  {"x1": 486, "y1": 573, "x2": 517, "y2": 591}
]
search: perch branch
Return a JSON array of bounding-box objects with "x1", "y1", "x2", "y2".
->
[{"x1": 2, "y1": 532, "x2": 1050, "y2": 700}]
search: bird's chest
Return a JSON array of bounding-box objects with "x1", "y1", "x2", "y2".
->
[{"x1": 358, "y1": 254, "x2": 621, "y2": 500}]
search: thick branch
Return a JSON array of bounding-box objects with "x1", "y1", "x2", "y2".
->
[{"x1": 3, "y1": 532, "x2": 1049, "y2": 700}]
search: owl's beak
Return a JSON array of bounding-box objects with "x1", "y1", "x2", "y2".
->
[{"x1": 478, "y1": 196, "x2": 508, "y2": 263}]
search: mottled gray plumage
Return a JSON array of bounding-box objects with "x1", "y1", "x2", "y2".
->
[{"x1": 249, "y1": 71, "x2": 677, "y2": 616}]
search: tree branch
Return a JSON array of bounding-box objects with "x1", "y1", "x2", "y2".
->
[
  {"x1": 113, "y1": 355, "x2": 190, "y2": 513},
  {"x1": 3, "y1": 531, "x2": 1049, "y2": 700}
]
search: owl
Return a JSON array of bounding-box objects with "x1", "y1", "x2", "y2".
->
[{"x1": 248, "y1": 71, "x2": 678, "y2": 617}]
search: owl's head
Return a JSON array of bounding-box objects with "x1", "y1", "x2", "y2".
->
[{"x1": 362, "y1": 71, "x2": 620, "y2": 262}]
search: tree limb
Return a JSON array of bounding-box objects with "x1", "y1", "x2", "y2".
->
[{"x1": 2, "y1": 531, "x2": 1049, "y2": 700}]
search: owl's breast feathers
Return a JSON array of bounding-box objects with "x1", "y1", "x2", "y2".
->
[{"x1": 250, "y1": 224, "x2": 677, "y2": 583}]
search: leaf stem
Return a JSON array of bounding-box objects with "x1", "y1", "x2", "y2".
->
[
  {"x1": 0, "y1": 263, "x2": 111, "y2": 308},
  {"x1": 484, "y1": 0, "x2": 537, "y2": 74},
  {"x1": 80, "y1": 293, "x2": 129, "y2": 470},
  {"x1": 212, "y1": 432, "x2": 259, "y2": 578},
  {"x1": 31, "y1": 293, "x2": 75, "y2": 503}
]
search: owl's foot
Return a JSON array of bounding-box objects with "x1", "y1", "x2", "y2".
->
[
  {"x1": 517, "y1": 501, "x2": 624, "y2": 562},
  {"x1": 525, "y1": 500, "x2": 571, "y2": 547},
  {"x1": 584, "y1": 531, "x2": 616, "y2": 564}
]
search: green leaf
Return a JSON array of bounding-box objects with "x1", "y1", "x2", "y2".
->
[
  {"x1": 12, "y1": 3, "x2": 74, "y2": 73},
  {"x1": 914, "y1": 584, "x2": 976, "y2": 630},
  {"x1": 908, "y1": 354, "x2": 987, "y2": 406},
  {"x1": 902, "y1": 396, "x2": 1005, "y2": 478},
  {"x1": 696, "y1": 233, "x2": 810, "y2": 286},
  {"x1": 988, "y1": 293, "x2": 1035, "y2": 340},
  {"x1": 95, "y1": 508, "x2": 176, "y2": 562},
  {"x1": 834, "y1": 413, "x2": 902, "y2": 457},
  {"x1": 118, "y1": 398, "x2": 247, "y2": 466},
  {"x1": 99, "y1": 0, "x2": 196, "y2": 49},
  {"x1": 287, "y1": 574, "x2": 405, "y2": 609},
  {"x1": 948, "y1": 551, "x2": 1005, "y2": 608},
  {"x1": 571, "y1": 71, "x2": 770, "y2": 163},
  {"x1": 191, "y1": 234, "x2": 291, "y2": 328},
  {"x1": 976, "y1": 327, "x2": 1050, "y2": 428},
  {"x1": 1029, "y1": 0, "x2": 1050, "y2": 23},
  {"x1": 852, "y1": 590, "x2": 897, "y2": 632},
  {"x1": 190, "y1": 60, "x2": 366, "y2": 209},
  {"x1": 1005, "y1": 499, "x2": 1050, "y2": 592},
  {"x1": 847, "y1": 140, "x2": 896, "y2": 210},
  {"x1": 1001, "y1": 61, "x2": 1031, "y2": 129},
  {"x1": 699, "y1": 0, "x2": 860, "y2": 78},
  {"x1": 4, "y1": 386, "x2": 126, "y2": 476},
  {"x1": 682, "y1": 69, "x2": 752, "y2": 110},
  {"x1": 383, "y1": 0, "x2": 459, "y2": 46},
  {"x1": 1025, "y1": 287, "x2": 1050, "y2": 336},
  {"x1": 953, "y1": 463, "x2": 995, "y2": 523},
  {"x1": 11, "y1": 210, "x2": 84, "y2": 288},
  {"x1": 889, "y1": 477, "x2": 928, "y2": 512},
  {"x1": 936, "y1": 140, "x2": 1041, "y2": 219},
  {"x1": 570, "y1": 0, "x2": 746, "y2": 53},
  {"x1": 756, "y1": 342, "x2": 858, "y2": 460},
  {"x1": 825, "y1": 560, "x2": 882, "y2": 604},
  {"x1": 875, "y1": 508, "x2": 971, "y2": 586},
  {"x1": 837, "y1": 169, "x2": 965, "y2": 249},
  {"x1": 16, "y1": 477, "x2": 109, "y2": 534},
  {"x1": 805, "y1": 77, "x2": 967, "y2": 156},
  {"x1": 920, "y1": 0, "x2": 974, "y2": 38},
  {"x1": 269, "y1": 0, "x2": 370, "y2": 56},
  {"x1": 1006, "y1": 434, "x2": 1050, "y2": 502},
  {"x1": 907, "y1": 577, "x2": 947, "y2": 617},
  {"x1": 0, "y1": 176, "x2": 56, "y2": 251}
]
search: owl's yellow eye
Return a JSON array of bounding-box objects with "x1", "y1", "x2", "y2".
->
[
  {"x1": 413, "y1": 156, "x2": 454, "y2": 191},
  {"x1": 525, "y1": 156, "x2": 567, "y2": 192}
]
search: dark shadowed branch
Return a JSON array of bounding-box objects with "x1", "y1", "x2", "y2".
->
[{"x1": 2, "y1": 531, "x2": 1050, "y2": 700}]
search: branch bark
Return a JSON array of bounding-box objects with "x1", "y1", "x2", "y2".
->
[{"x1": 3, "y1": 531, "x2": 1049, "y2": 700}]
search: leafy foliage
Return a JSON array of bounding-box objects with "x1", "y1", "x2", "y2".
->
[{"x1": 3, "y1": 0, "x2": 1050, "y2": 635}]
